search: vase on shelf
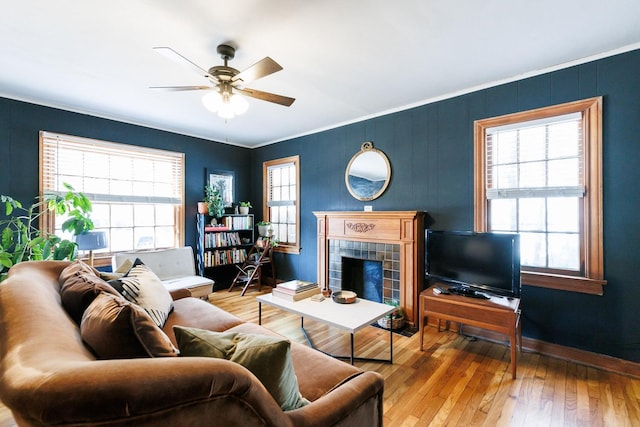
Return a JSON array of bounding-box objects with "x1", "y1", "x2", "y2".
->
[
  {"x1": 197, "y1": 202, "x2": 208, "y2": 215},
  {"x1": 239, "y1": 206, "x2": 249, "y2": 215},
  {"x1": 258, "y1": 225, "x2": 270, "y2": 237}
]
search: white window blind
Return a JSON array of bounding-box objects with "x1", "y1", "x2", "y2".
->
[
  {"x1": 266, "y1": 162, "x2": 296, "y2": 208},
  {"x1": 40, "y1": 131, "x2": 185, "y2": 254},
  {"x1": 485, "y1": 112, "x2": 584, "y2": 200},
  {"x1": 41, "y1": 132, "x2": 183, "y2": 204}
]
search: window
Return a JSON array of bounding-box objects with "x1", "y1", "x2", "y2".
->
[
  {"x1": 474, "y1": 97, "x2": 605, "y2": 295},
  {"x1": 40, "y1": 132, "x2": 185, "y2": 265},
  {"x1": 263, "y1": 156, "x2": 300, "y2": 254}
]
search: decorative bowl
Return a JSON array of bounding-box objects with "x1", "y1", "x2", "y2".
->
[{"x1": 332, "y1": 290, "x2": 357, "y2": 304}]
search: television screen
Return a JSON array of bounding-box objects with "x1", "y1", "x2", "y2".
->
[{"x1": 425, "y1": 230, "x2": 521, "y2": 298}]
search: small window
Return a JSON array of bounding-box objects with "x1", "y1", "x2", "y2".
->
[
  {"x1": 263, "y1": 156, "x2": 300, "y2": 254},
  {"x1": 474, "y1": 98, "x2": 605, "y2": 295},
  {"x1": 40, "y1": 132, "x2": 185, "y2": 265}
]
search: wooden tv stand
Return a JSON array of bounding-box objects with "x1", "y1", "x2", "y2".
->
[{"x1": 419, "y1": 285, "x2": 522, "y2": 379}]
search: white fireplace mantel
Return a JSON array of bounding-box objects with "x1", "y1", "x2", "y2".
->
[{"x1": 313, "y1": 211, "x2": 425, "y2": 326}]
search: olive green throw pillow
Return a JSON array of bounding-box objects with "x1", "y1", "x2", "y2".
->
[{"x1": 173, "y1": 326, "x2": 309, "y2": 411}]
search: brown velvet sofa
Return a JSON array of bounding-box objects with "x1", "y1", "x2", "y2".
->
[{"x1": 0, "y1": 261, "x2": 384, "y2": 426}]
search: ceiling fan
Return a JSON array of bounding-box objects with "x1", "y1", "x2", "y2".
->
[{"x1": 151, "y1": 44, "x2": 295, "y2": 118}]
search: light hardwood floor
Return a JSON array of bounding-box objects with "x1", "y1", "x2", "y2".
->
[{"x1": 1, "y1": 289, "x2": 639, "y2": 426}]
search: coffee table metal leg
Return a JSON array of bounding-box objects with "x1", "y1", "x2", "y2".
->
[
  {"x1": 350, "y1": 334, "x2": 354, "y2": 365},
  {"x1": 258, "y1": 302, "x2": 262, "y2": 325},
  {"x1": 390, "y1": 319, "x2": 393, "y2": 364},
  {"x1": 298, "y1": 316, "x2": 392, "y2": 365}
]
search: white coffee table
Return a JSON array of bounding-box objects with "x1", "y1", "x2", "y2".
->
[{"x1": 256, "y1": 293, "x2": 396, "y2": 364}]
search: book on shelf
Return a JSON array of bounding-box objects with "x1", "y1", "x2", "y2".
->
[
  {"x1": 205, "y1": 226, "x2": 229, "y2": 232},
  {"x1": 272, "y1": 286, "x2": 321, "y2": 302},
  {"x1": 221, "y1": 215, "x2": 253, "y2": 230},
  {"x1": 276, "y1": 280, "x2": 319, "y2": 294},
  {"x1": 203, "y1": 248, "x2": 247, "y2": 267},
  {"x1": 204, "y1": 231, "x2": 242, "y2": 249}
]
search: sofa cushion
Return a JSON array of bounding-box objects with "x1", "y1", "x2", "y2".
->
[
  {"x1": 81, "y1": 292, "x2": 178, "y2": 358},
  {"x1": 174, "y1": 326, "x2": 309, "y2": 411},
  {"x1": 109, "y1": 258, "x2": 173, "y2": 327},
  {"x1": 59, "y1": 260, "x2": 121, "y2": 324}
]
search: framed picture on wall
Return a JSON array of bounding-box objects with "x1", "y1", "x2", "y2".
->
[{"x1": 207, "y1": 169, "x2": 235, "y2": 207}]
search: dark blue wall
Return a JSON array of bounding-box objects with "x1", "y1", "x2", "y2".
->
[
  {"x1": 252, "y1": 48, "x2": 640, "y2": 362},
  {"x1": 0, "y1": 98, "x2": 251, "y2": 250}
]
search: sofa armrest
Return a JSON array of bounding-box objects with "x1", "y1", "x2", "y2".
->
[
  {"x1": 285, "y1": 371, "x2": 384, "y2": 427},
  {"x1": 6, "y1": 357, "x2": 296, "y2": 427}
]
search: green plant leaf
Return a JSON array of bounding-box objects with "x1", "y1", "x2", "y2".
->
[
  {"x1": 0, "y1": 184, "x2": 93, "y2": 268},
  {"x1": 2, "y1": 227, "x2": 13, "y2": 249},
  {"x1": 0, "y1": 252, "x2": 13, "y2": 269},
  {"x1": 53, "y1": 240, "x2": 76, "y2": 260}
]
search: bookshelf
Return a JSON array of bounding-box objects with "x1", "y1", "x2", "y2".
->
[{"x1": 196, "y1": 214, "x2": 254, "y2": 289}]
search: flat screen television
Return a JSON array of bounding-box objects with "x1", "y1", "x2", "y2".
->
[{"x1": 425, "y1": 230, "x2": 521, "y2": 298}]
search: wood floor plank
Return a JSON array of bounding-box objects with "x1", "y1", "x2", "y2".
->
[
  {"x1": 550, "y1": 357, "x2": 568, "y2": 426},
  {"x1": 575, "y1": 364, "x2": 593, "y2": 425},
  {"x1": 564, "y1": 361, "x2": 579, "y2": 427}
]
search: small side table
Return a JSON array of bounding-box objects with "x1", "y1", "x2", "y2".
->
[{"x1": 419, "y1": 285, "x2": 522, "y2": 379}]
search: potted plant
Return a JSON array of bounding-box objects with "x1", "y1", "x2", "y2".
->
[
  {"x1": 257, "y1": 221, "x2": 272, "y2": 237},
  {"x1": 0, "y1": 183, "x2": 94, "y2": 281},
  {"x1": 377, "y1": 300, "x2": 405, "y2": 330},
  {"x1": 197, "y1": 201, "x2": 208, "y2": 215},
  {"x1": 238, "y1": 201, "x2": 251, "y2": 215},
  {"x1": 204, "y1": 184, "x2": 224, "y2": 218}
]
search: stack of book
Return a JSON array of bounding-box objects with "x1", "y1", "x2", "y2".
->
[{"x1": 272, "y1": 280, "x2": 321, "y2": 301}]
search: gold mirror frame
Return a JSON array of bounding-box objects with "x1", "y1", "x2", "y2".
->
[{"x1": 345, "y1": 142, "x2": 391, "y2": 201}]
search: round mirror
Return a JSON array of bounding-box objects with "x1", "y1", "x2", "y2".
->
[{"x1": 345, "y1": 142, "x2": 391, "y2": 201}]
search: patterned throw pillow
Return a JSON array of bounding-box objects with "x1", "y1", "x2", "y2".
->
[
  {"x1": 109, "y1": 258, "x2": 173, "y2": 327},
  {"x1": 173, "y1": 326, "x2": 309, "y2": 411}
]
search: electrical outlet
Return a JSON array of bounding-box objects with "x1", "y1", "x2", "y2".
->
[{"x1": 364, "y1": 205, "x2": 373, "y2": 212}]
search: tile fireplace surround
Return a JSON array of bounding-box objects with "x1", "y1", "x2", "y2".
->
[{"x1": 314, "y1": 211, "x2": 425, "y2": 326}]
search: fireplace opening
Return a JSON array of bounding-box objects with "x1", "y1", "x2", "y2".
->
[{"x1": 341, "y1": 257, "x2": 383, "y2": 303}]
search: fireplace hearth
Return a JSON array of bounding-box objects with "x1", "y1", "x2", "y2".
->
[
  {"x1": 314, "y1": 211, "x2": 424, "y2": 326},
  {"x1": 341, "y1": 257, "x2": 383, "y2": 302},
  {"x1": 330, "y1": 241, "x2": 398, "y2": 304}
]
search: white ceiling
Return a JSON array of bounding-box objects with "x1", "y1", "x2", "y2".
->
[{"x1": 2, "y1": 1, "x2": 639, "y2": 148}]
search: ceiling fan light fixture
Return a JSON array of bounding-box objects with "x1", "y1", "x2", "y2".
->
[
  {"x1": 202, "y1": 91, "x2": 222, "y2": 112},
  {"x1": 202, "y1": 89, "x2": 248, "y2": 119},
  {"x1": 153, "y1": 45, "x2": 294, "y2": 116},
  {"x1": 230, "y1": 93, "x2": 249, "y2": 115},
  {"x1": 218, "y1": 101, "x2": 236, "y2": 119}
]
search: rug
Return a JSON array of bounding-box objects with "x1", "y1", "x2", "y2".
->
[{"x1": 371, "y1": 321, "x2": 418, "y2": 337}]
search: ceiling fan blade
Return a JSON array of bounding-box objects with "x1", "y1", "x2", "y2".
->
[
  {"x1": 153, "y1": 47, "x2": 212, "y2": 79},
  {"x1": 235, "y1": 87, "x2": 295, "y2": 107},
  {"x1": 149, "y1": 85, "x2": 212, "y2": 91},
  {"x1": 232, "y1": 57, "x2": 282, "y2": 85}
]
